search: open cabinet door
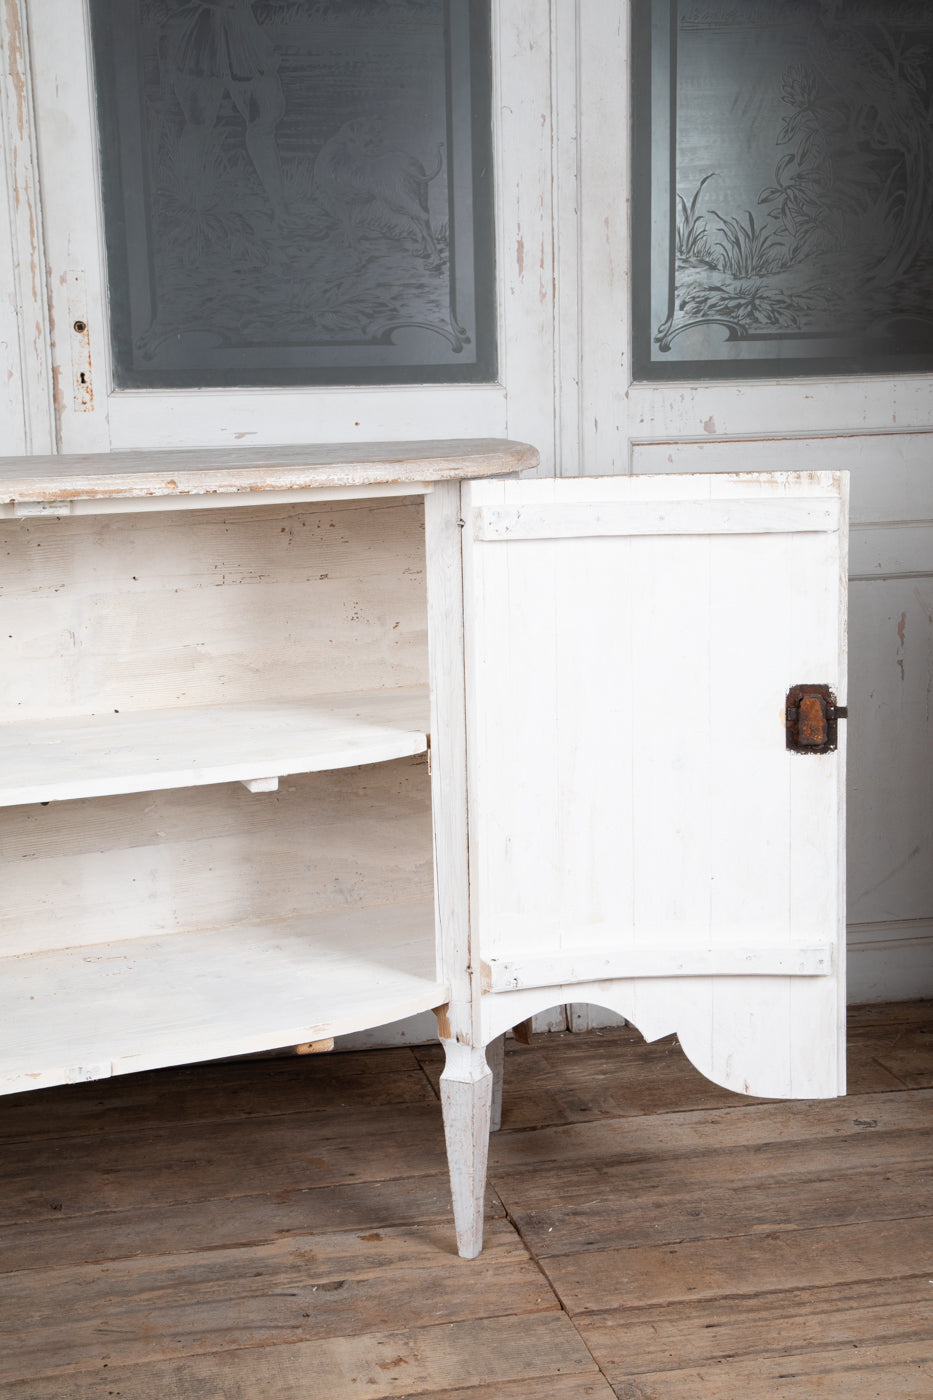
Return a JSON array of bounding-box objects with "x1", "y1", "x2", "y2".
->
[{"x1": 461, "y1": 471, "x2": 847, "y2": 1100}]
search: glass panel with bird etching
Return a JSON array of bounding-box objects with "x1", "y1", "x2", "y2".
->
[{"x1": 632, "y1": 0, "x2": 933, "y2": 379}]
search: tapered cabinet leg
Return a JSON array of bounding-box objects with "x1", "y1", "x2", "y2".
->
[
  {"x1": 439, "y1": 1041, "x2": 493, "y2": 1259},
  {"x1": 486, "y1": 1034, "x2": 505, "y2": 1132}
]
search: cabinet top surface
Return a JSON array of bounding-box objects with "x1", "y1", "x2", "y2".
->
[{"x1": 0, "y1": 439, "x2": 538, "y2": 504}]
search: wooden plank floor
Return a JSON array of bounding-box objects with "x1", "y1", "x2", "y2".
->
[{"x1": 1, "y1": 1001, "x2": 931, "y2": 1399}]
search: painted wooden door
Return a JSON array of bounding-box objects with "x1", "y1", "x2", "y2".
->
[
  {"x1": 570, "y1": 3, "x2": 933, "y2": 1010},
  {"x1": 24, "y1": 0, "x2": 556, "y2": 465},
  {"x1": 462, "y1": 471, "x2": 848, "y2": 1099}
]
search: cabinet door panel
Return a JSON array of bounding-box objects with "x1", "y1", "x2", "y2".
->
[{"x1": 462, "y1": 473, "x2": 847, "y2": 1096}]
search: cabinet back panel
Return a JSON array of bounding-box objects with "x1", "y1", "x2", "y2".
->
[
  {"x1": 0, "y1": 498, "x2": 427, "y2": 720},
  {"x1": 0, "y1": 756, "x2": 432, "y2": 957}
]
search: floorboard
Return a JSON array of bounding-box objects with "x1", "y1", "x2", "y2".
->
[
  {"x1": 575, "y1": 1277, "x2": 933, "y2": 1376},
  {"x1": 1, "y1": 1000, "x2": 931, "y2": 1399},
  {"x1": 0, "y1": 1049, "x2": 434, "y2": 1144},
  {"x1": 0, "y1": 1314, "x2": 608, "y2": 1400},
  {"x1": 1, "y1": 1178, "x2": 505, "y2": 1275},
  {"x1": 0, "y1": 1220, "x2": 555, "y2": 1383}
]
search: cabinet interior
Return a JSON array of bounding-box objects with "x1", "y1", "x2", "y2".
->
[{"x1": 0, "y1": 493, "x2": 444, "y2": 1091}]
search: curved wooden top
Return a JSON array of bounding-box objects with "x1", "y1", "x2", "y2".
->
[{"x1": 0, "y1": 438, "x2": 538, "y2": 504}]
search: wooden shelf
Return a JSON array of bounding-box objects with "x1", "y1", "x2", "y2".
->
[
  {"x1": 0, "y1": 686, "x2": 430, "y2": 806},
  {"x1": 0, "y1": 902, "x2": 443, "y2": 1092}
]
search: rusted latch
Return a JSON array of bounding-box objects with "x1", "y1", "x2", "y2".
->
[{"x1": 785, "y1": 684, "x2": 847, "y2": 754}]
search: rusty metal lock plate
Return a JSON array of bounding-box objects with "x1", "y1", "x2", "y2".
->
[{"x1": 785, "y1": 684, "x2": 847, "y2": 754}]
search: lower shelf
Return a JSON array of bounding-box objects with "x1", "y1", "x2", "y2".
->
[{"x1": 0, "y1": 901, "x2": 445, "y2": 1094}]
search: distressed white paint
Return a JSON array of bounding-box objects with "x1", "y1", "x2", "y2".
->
[
  {"x1": 1, "y1": 0, "x2": 927, "y2": 1250},
  {"x1": 462, "y1": 473, "x2": 847, "y2": 1104},
  {"x1": 0, "y1": 493, "x2": 436, "y2": 724},
  {"x1": 473, "y1": 496, "x2": 841, "y2": 541},
  {"x1": 0, "y1": 0, "x2": 54, "y2": 454},
  {"x1": 0, "y1": 755, "x2": 436, "y2": 960},
  {"x1": 1, "y1": 481, "x2": 432, "y2": 519},
  {"x1": 6, "y1": 0, "x2": 933, "y2": 1016},
  {"x1": 0, "y1": 454, "x2": 849, "y2": 1260},
  {"x1": 424, "y1": 482, "x2": 475, "y2": 1049},
  {"x1": 0, "y1": 440, "x2": 537, "y2": 503},
  {"x1": 484, "y1": 944, "x2": 834, "y2": 990},
  {"x1": 550, "y1": 0, "x2": 583, "y2": 479},
  {"x1": 25, "y1": 1, "x2": 556, "y2": 462},
  {"x1": 0, "y1": 688, "x2": 429, "y2": 805},
  {"x1": 629, "y1": 432, "x2": 933, "y2": 1004},
  {"x1": 567, "y1": 7, "x2": 933, "y2": 1015},
  {"x1": 0, "y1": 903, "x2": 443, "y2": 1093},
  {"x1": 439, "y1": 1040, "x2": 493, "y2": 1259}
]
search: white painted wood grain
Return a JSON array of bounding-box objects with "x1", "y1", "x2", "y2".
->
[
  {"x1": 0, "y1": 85, "x2": 24, "y2": 455},
  {"x1": 424, "y1": 482, "x2": 475, "y2": 1045},
  {"x1": 473, "y1": 497, "x2": 841, "y2": 541},
  {"x1": 0, "y1": 901, "x2": 444, "y2": 1093},
  {"x1": 484, "y1": 943, "x2": 834, "y2": 990},
  {"x1": 551, "y1": 0, "x2": 583, "y2": 479},
  {"x1": 631, "y1": 435, "x2": 933, "y2": 581},
  {"x1": 0, "y1": 687, "x2": 429, "y2": 805},
  {"x1": 439, "y1": 1040, "x2": 493, "y2": 1258},
  {"x1": 0, "y1": 482, "x2": 433, "y2": 519},
  {"x1": 629, "y1": 436, "x2": 928, "y2": 1019},
  {"x1": 0, "y1": 755, "x2": 434, "y2": 957},
  {"x1": 494, "y1": 0, "x2": 557, "y2": 474},
  {"x1": 105, "y1": 391, "x2": 513, "y2": 456},
  {"x1": 0, "y1": 440, "x2": 538, "y2": 504},
  {"x1": 0, "y1": 497, "x2": 430, "y2": 721},
  {"x1": 463, "y1": 472, "x2": 847, "y2": 1099},
  {"x1": 478, "y1": 973, "x2": 841, "y2": 1098},
  {"x1": 630, "y1": 433, "x2": 933, "y2": 520},
  {"x1": 0, "y1": 0, "x2": 55, "y2": 456}
]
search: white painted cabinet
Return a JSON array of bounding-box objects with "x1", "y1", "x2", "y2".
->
[
  {"x1": 0, "y1": 441, "x2": 524, "y2": 1092},
  {"x1": 4, "y1": 0, "x2": 927, "y2": 1016},
  {"x1": 0, "y1": 444, "x2": 846, "y2": 1258}
]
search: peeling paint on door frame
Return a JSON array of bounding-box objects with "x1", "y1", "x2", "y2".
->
[{"x1": 0, "y1": 0, "x2": 55, "y2": 453}]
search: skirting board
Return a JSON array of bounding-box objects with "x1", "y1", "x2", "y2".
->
[
  {"x1": 334, "y1": 922, "x2": 933, "y2": 1049},
  {"x1": 845, "y1": 919, "x2": 933, "y2": 1004}
]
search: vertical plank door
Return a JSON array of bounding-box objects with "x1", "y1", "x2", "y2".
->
[{"x1": 461, "y1": 472, "x2": 848, "y2": 1100}]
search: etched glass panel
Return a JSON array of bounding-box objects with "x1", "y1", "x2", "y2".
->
[
  {"x1": 90, "y1": 1, "x2": 496, "y2": 387},
  {"x1": 632, "y1": 1, "x2": 933, "y2": 379}
]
